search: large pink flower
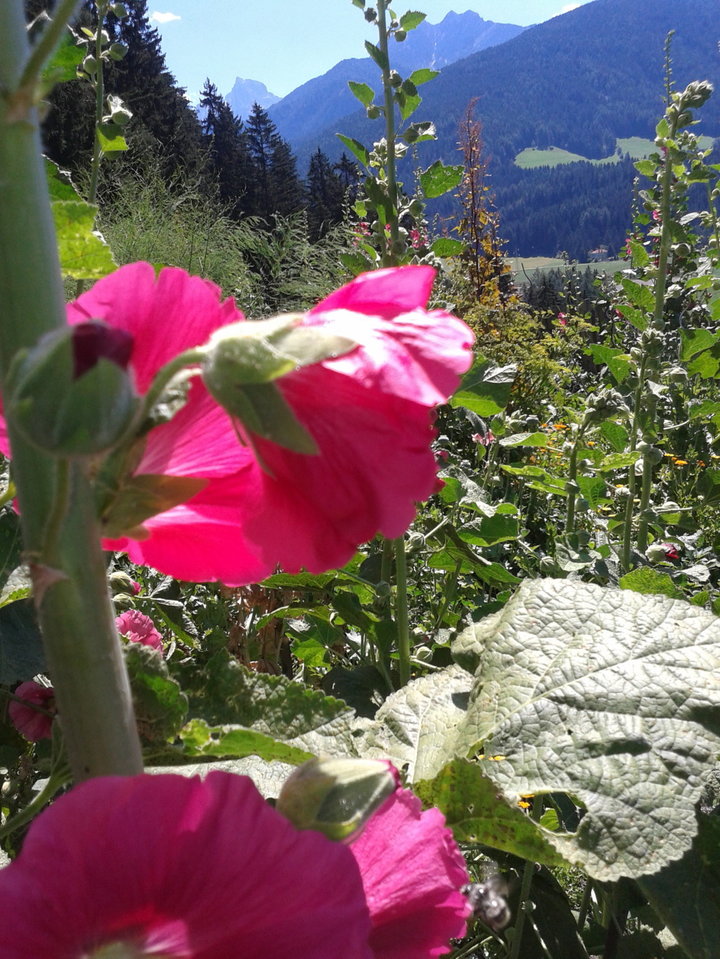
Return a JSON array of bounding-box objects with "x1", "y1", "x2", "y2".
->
[
  {"x1": 0, "y1": 772, "x2": 373, "y2": 958},
  {"x1": 0, "y1": 263, "x2": 472, "y2": 585},
  {"x1": 351, "y1": 786, "x2": 470, "y2": 958},
  {"x1": 0, "y1": 771, "x2": 469, "y2": 958}
]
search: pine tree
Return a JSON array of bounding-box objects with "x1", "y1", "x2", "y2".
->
[
  {"x1": 199, "y1": 80, "x2": 253, "y2": 217},
  {"x1": 305, "y1": 149, "x2": 345, "y2": 241},
  {"x1": 269, "y1": 138, "x2": 304, "y2": 217}
]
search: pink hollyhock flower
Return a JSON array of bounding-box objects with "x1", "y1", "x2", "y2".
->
[
  {"x1": 0, "y1": 263, "x2": 471, "y2": 585},
  {"x1": 7, "y1": 680, "x2": 55, "y2": 741},
  {"x1": 471, "y1": 431, "x2": 495, "y2": 447},
  {"x1": 351, "y1": 783, "x2": 470, "y2": 958},
  {"x1": 661, "y1": 542, "x2": 680, "y2": 560},
  {"x1": 0, "y1": 772, "x2": 374, "y2": 958},
  {"x1": 115, "y1": 608, "x2": 163, "y2": 651}
]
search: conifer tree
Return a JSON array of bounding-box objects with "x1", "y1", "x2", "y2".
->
[
  {"x1": 306, "y1": 149, "x2": 346, "y2": 241},
  {"x1": 199, "y1": 79, "x2": 253, "y2": 217}
]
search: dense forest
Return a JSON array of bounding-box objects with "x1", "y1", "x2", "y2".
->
[{"x1": 29, "y1": 0, "x2": 356, "y2": 241}]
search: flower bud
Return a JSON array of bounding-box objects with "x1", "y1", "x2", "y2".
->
[
  {"x1": 6, "y1": 322, "x2": 138, "y2": 458},
  {"x1": 276, "y1": 757, "x2": 397, "y2": 842},
  {"x1": 107, "y1": 41, "x2": 129, "y2": 61},
  {"x1": 82, "y1": 54, "x2": 98, "y2": 75},
  {"x1": 110, "y1": 2, "x2": 129, "y2": 18}
]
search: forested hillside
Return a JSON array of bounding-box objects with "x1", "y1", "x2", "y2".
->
[{"x1": 292, "y1": 0, "x2": 720, "y2": 258}]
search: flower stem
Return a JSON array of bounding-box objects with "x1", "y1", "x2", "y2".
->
[
  {"x1": 14, "y1": 0, "x2": 81, "y2": 109},
  {"x1": 394, "y1": 535, "x2": 411, "y2": 686},
  {"x1": 0, "y1": 0, "x2": 143, "y2": 781},
  {"x1": 376, "y1": 0, "x2": 400, "y2": 266},
  {"x1": 0, "y1": 767, "x2": 70, "y2": 843}
]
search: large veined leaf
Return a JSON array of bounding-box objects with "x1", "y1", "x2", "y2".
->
[
  {"x1": 356, "y1": 664, "x2": 471, "y2": 781},
  {"x1": 452, "y1": 579, "x2": 720, "y2": 880},
  {"x1": 639, "y1": 812, "x2": 720, "y2": 959}
]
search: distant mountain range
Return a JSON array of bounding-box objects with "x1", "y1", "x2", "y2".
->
[
  {"x1": 264, "y1": 11, "x2": 525, "y2": 146},
  {"x1": 225, "y1": 78, "x2": 280, "y2": 122},
  {"x1": 263, "y1": 0, "x2": 718, "y2": 258}
]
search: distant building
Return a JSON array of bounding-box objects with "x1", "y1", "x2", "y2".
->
[{"x1": 587, "y1": 245, "x2": 609, "y2": 262}]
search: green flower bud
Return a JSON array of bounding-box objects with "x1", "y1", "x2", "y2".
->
[
  {"x1": 367, "y1": 105, "x2": 381, "y2": 119},
  {"x1": 388, "y1": 70, "x2": 402, "y2": 88},
  {"x1": 394, "y1": 29, "x2": 407, "y2": 41},
  {"x1": 107, "y1": 41, "x2": 128, "y2": 61},
  {"x1": 276, "y1": 758, "x2": 397, "y2": 842},
  {"x1": 6, "y1": 322, "x2": 138, "y2": 458},
  {"x1": 110, "y1": 2, "x2": 129, "y2": 17},
  {"x1": 82, "y1": 54, "x2": 98, "y2": 74}
]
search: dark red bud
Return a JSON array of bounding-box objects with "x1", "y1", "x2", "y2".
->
[{"x1": 72, "y1": 321, "x2": 133, "y2": 379}]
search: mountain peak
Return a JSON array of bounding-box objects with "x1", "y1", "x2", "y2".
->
[{"x1": 226, "y1": 78, "x2": 280, "y2": 121}]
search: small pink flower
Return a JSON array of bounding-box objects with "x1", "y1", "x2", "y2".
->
[
  {"x1": 115, "y1": 609, "x2": 163, "y2": 651},
  {"x1": 557, "y1": 312, "x2": 568, "y2": 327},
  {"x1": 130, "y1": 579, "x2": 142, "y2": 595},
  {"x1": 351, "y1": 784, "x2": 470, "y2": 958},
  {"x1": 0, "y1": 773, "x2": 373, "y2": 958},
  {"x1": 8, "y1": 681, "x2": 55, "y2": 741},
  {"x1": 471, "y1": 431, "x2": 495, "y2": 446},
  {"x1": 661, "y1": 542, "x2": 680, "y2": 560}
]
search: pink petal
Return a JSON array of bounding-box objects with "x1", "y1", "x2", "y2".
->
[
  {"x1": 67, "y1": 263, "x2": 241, "y2": 393},
  {"x1": 0, "y1": 773, "x2": 373, "y2": 959},
  {"x1": 115, "y1": 609, "x2": 163, "y2": 651},
  {"x1": 350, "y1": 788, "x2": 470, "y2": 959},
  {"x1": 8, "y1": 681, "x2": 55, "y2": 742},
  {"x1": 312, "y1": 265, "x2": 436, "y2": 318}
]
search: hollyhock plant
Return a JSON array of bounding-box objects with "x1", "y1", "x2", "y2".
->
[
  {"x1": 115, "y1": 609, "x2": 163, "y2": 651},
  {"x1": 7, "y1": 680, "x2": 55, "y2": 741},
  {"x1": 0, "y1": 770, "x2": 469, "y2": 958},
  {"x1": 0, "y1": 262, "x2": 472, "y2": 585}
]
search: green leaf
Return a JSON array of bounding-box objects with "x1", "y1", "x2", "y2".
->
[
  {"x1": 680, "y1": 328, "x2": 720, "y2": 362},
  {"x1": 51, "y1": 200, "x2": 117, "y2": 280},
  {"x1": 0, "y1": 599, "x2": 45, "y2": 684},
  {"x1": 576, "y1": 475, "x2": 607, "y2": 509},
  {"x1": 409, "y1": 68, "x2": 439, "y2": 86},
  {"x1": 634, "y1": 159, "x2": 657, "y2": 177},
  {"x1": 451, "y1": 354, "x2": 516, "y2": 416},
  {"x1": 399, "y1": 10, "x2": 426, "y2": 31},
  {"x1": 501, "y1": 464, "x2": 567, "y2": 497},
  {"x1": 639, "y1": 813, "x2": 720, "y2": 959},
  {"x1": 397, "y1": 90, "x2": 421, "y2": 121},
  {"x1": 620, "y1": 277, "x2": 655, "y2": 313},
  {"x1": 45, "y1": 158, "x2": 81, "y2": 202},
  {"x1": 336, "y1": 134, "x2": 370, "y2": 168},
  {"x1": 597, "y1": 450, "x2": 641, "y2": 471},
  {"x1": 616, "y1": 304, "x2": 648, "y2": 331},
  {"x1": 364, "y1": 40, "x2": 389, "y2": 71},
  {"x1": 457, "y1": 513, "x2": 519, "y2": 547},
  {"x1": 419, "y1": 160, "x2": 464, "y2": 199},
  {"x1": 348, "y1": 81, "x2": 375, "y2": 107},
  {"x1": 588, "y1": 344, "x2": 631, "y2": 383},
  {"x1": 619, "y1": 567, "x2": 684, "y2": 600},
  {"x1": 356, "y1": 664, "x2": 472, "y2": 781},
  {"x1": 453, "y1": 579, "x2": 720, "y2": 880},
  {"x1": 498, "y1": 431, "x2": 548, "y2": 448},
  {"x1": 124, "y1": 641, "x2": 188, "y2": 743},
  {"x1": 430, "y1": 237, "x2": 464, "y2": 257},
  {"x1": 41, "y1": 35, "x2": 83, "y2": 87},
  {"x1": 627, "y1": 239, "x2": 650, "y2": 268},
  {"x1": 599, "y1": 420, "x2": 629, "y2": 452},
  {"x1": 187, "y1": 652, "x2": 365, "y2": 758},
  {"x1": 180, "y1": 718, "x2": 313, "y2": 765},
  {"x1": 96, "y1": 126, "x2": 128, "y2": 154},
  {"x1": 416, "y1": 759, "x2": 568, "y2": 867}
]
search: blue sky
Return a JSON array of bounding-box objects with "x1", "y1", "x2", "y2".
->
[{"x1": 149, "y1": 1, "x2": 596, "y2": 102}]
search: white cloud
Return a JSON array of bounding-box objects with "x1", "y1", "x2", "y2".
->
[{"x1": 150, "y1": 11, "x2": 181, "y2": 24}]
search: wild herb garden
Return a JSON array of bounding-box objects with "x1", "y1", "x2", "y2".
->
[{"x1": 1, "y1": 1, "x2": 720, "y2": 957}]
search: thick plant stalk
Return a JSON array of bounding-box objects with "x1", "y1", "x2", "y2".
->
[{"x1": 0, "y1": 0, "x2": 143, "y2": 780}]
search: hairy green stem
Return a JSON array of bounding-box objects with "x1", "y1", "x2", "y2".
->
[
  {"x1": 0, "y1": 767, "x2": 70, "y2": 842},
  {"x1": 86, "y1": 1, "x2": 108, "y2": 208},
  {"x1": 394, "y1": 535, "x2": 411, "y2": 686},
  {"x1": 620, "y1": 355, "x2": 647, "y2": 573},
  {"x1": 376, "y1": 0, "x2": 400, "y2": 266},
  {"x1": 0, "y1": 0, "x2": 143, "y2": 781},
  {"x1": 564, "y1": 440, "x2": 579, "y2": 535},
  {"x1": 15, "y1": 0, "x2": 81, "y2": 103}
]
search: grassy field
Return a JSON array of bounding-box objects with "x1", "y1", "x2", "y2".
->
[
  {"x1": 507, "y1": 256, "x2": 624, "y2": 280},
  {"x1": 514, "y1": 135, "x2": 717, "y2": 170}
]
